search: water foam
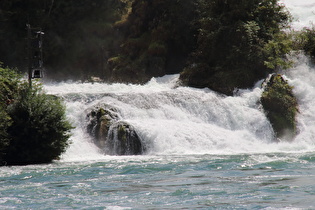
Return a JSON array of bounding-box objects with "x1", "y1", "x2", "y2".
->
[
  {"x1": 43, "y1": 55, "x2": 315, "y2": 161},
  {"x1": 43, "y1": 1, "x2": 315, "y2": 161},
  {"x1": 280, "y1": 0, "x2": 315, "y2": 30}
]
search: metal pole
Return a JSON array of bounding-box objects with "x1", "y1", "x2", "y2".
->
[{"x1": 27, "y1": 24, "x2": 32, "y2": 88}]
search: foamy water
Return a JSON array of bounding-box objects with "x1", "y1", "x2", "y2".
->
[
  {"x1": 280, "y1": 0, "x2": 315, "y2": 30},
  {"x1": 43, "y1": 53, "x2": 315, "y2": 162},
  {"x1": 2, "y1": 2, "x2": 315, "y2": 209}
]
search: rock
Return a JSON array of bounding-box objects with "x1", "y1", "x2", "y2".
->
[
  {"x1": 107, "y1": 122, "x2": 145, "y2": 155},
  {"x1": 261, "y1": 74, "x2": 298, "y2": 141},
  {"x1": 179, "y1": 63, "x2": 262, "y2": 96},
  {"x1": 86, "y1": 104, "x2": 145, "y2": 155},
  {"x1": 86, "y1": 104, "x2": 119, "y2": 148}
]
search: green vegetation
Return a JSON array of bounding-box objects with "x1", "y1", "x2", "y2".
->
[
  {"x1": 261, "y1": 74, "x2": 298, "y2": 141},
  {"x1": 108, "y1": 122, "x2": 144, "y2": 155},
  {"x1": 0, "y1": 0, "x2": 129, "y2": 80},
  {"x1": 0, "y1": 64, "x2": 21, "y2": 161},
  {"x1": 180, "y1": 0, "x2": 292, "y2": 95},
  {"x1": 1, "y1": 0, "x2": 311, "y2": 90},
  {"x1": 0, "y1": 65, "x2": 72, "y2": 165},
  {"x1": 109, "y1": 0, "x2": 198, "y2": 83},
  {"x1": 292, "y1": 25, "x2": 315, "y2": 62},
  {"x1": 86, "y1": 105, "x2": 144, "y2": 155},
  {"x1": 1, "y1": 0, "x2": 312, "y2": 147}
]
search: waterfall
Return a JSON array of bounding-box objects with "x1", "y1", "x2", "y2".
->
[
  {"x1": 43, "y1": 57, "x2": 315, "y2": 161},
  {"x1": 43, "y1": 0, "x2": 315, "y2": 161}
]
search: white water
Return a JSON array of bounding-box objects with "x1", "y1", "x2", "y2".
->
[
  {"x1": 280, "y1": 0, "x2": 315, "y2": 30},
  {"x1": 44, "y1": 56, "x2": 315, "y2": 162},
  {"x1": 44, "y1": 1, "x2": 315, "y2": 162}
]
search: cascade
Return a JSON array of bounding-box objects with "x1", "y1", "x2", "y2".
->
[
  {"x1": 43, "y1": 0, "x2": 315, "y2": 161},
  {"x1": 44, "y1": 56, "x2": 315, "y2": 161}
]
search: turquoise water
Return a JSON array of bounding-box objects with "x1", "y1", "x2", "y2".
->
[
  {"x1": 2, "y1": 2, "x2": 315, "y2": 209},
  {"x1": 1, "y1": 153, "x2": 315, "y2": 209},
  {"x1": 3, "y1": 55, "x2": 315, "y2": 209}
]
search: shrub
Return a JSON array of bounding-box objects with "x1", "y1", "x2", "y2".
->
[
  {"x1": 0, "y1": 64, "x2": 21, "y2": 105},
  {"x1": 292, "y1": 25, "x2": 315, "y2": 62},
  {"x1": 0, "y1": 65, "x2": 72, "y2": 165},
  {"x1": 0, "y1": 106, "x2": 11, "y2": 162},
  {"x1": 261, "y1": 74, "x2": 298, "y2": 141},
  {"x1": 0, "y1": 64, "x2": 20, "y2": 162}
]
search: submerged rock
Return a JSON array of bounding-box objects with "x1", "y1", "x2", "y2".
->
[
  {"x1": 261, "y1": 74, "x2": 298, "y2": 141},
  {"x1": 86, "y1": 104, "x2": 145, "y2": 155}
]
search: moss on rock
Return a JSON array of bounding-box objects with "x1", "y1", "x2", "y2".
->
[
  {"x1": 86, "y1": 104, "x2": 145, "y2": 155},
  {"x1": 86, "y1": 105, "x2": 119, "y2": 148},
  {"x1": 107, "y1": 122, "x2": 145, "y2": 155},
  {"x1": 261, "y1": 74, "x2": 298, "y2": 141}
]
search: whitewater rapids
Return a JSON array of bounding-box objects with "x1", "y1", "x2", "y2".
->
[
  {"x1": 43, "y1": 54, "x2": 315, "y2": 162},
  {"x1": 44, "y1": 0, "x2": 315, "y2": 161}
]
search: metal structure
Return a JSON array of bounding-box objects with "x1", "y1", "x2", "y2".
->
[{"x1": 27, "y1": 24, "x2": 44, "y2": 86}]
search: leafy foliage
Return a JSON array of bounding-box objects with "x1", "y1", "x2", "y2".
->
[
  {"x1": 0, "y1": 107, "x2": 11, "y2": 162},
  {"x1": 0, "y1": 65, "x2": 72, "y2": 165},
  {"x1": 0, "y1": 0, "x2": 129, "y2": 80},
  {"x1": 109, "y1": 0, "x2": 198, "y2": 83},
  {"x1": 0, "y1": 65, "x2": 20, "y2": 160},
  {"x1": 0, "y1": 64, "x2": 22, "y2": 104},
  {"x1": 261, "y1": 74, "x2": 298, "y2": 141},
  {"x1": 180, "y1": 0, "x2": 292, "y2": 95},
  {"x1": 0, "y1": 0, "x2": 300, "y2": 94},
  {"x1": 292, "y1": 25, "x2": 315, "y2": 62}
]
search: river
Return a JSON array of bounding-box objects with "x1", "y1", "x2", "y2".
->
[{"x1": 1, "y1": 1, "x2": 315, "y2": 209}]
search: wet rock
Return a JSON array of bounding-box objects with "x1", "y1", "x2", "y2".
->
[
  {"x1": 107, "y1": 122, "x2": 145, "y2": 155},
  {"x1": 261, "y1": 74, "x2": 298, "y2": 141},
  {"x1": 86, "y1": 104, "x2": 119, "y2": 148},
  {"x1": 86, "y1": 104, "x2": 145, "y2": 155}
]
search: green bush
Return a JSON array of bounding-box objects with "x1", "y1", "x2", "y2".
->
[
  {"x1": 0, "y1": 106, "x2": 11, "y2": 162},
  {"x1": 0, "y1": 65, "x2": 20, "y2": 161},
  {"x1": 261, "y1": 74, "x2": 298, "y2": 141},
  {"x1": 0, "y1": 64, "x2": 21, "y2": 105},
  {"x1": 0, "y1": 65, "x2": 72, "y2": 165},
  {"x1": 292, "y1": 25, "x2": 315, "y2": 62}
]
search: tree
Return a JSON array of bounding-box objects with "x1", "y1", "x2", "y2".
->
[
  {"x1": 293, "y1": 25, "x2": 315, "y2": 62},
  {"x1": 180, "y1": 0, "x2": 292, "y2": 95},
  {"x1": 109, "y1": 0, "x2": 198, "y2": 83},
  {"x1": 0, "y1": 0, "x2": 129, "y2": 81}
]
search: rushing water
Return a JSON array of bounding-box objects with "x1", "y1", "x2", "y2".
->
[
  {"x1": 1, "y1": 1, "x2": 315, "y2": 209},
  {"x1": 1, "y1": 154, "x2": 315, "y2": 209}
]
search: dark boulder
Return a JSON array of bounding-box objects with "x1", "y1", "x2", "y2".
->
[
  {"x1": 106, "y1": 122, "x2": 145, "y2": 155},
  {"x1": 86, "y1": 104, "x2": 145, "y2": 155},
  {"x1": 261, "y1": 74, "x2": 298, "y2": 141},
  {"x1": 86, "y1": 104, "x2": 119, "y2": 148}
]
